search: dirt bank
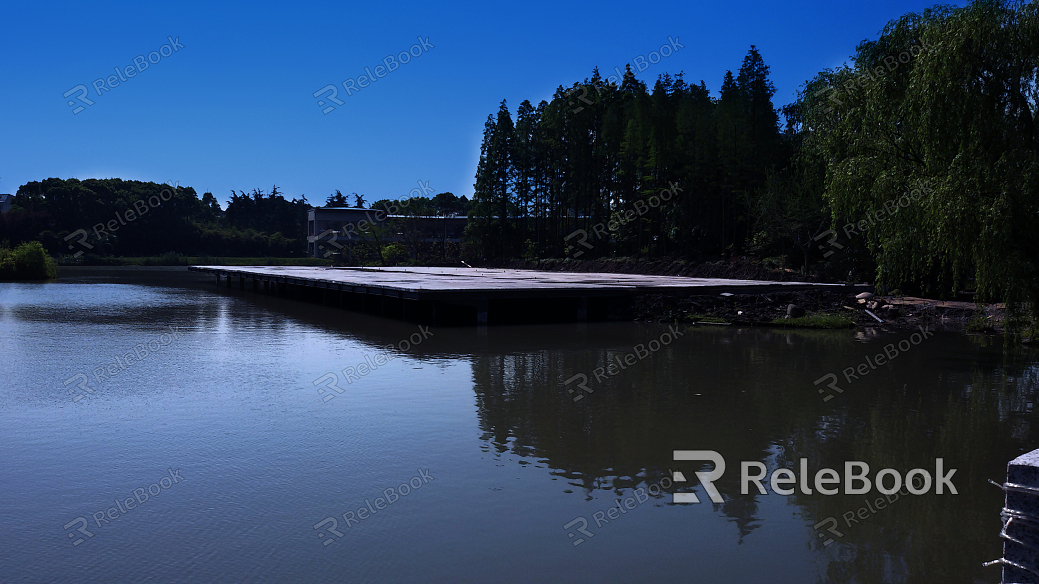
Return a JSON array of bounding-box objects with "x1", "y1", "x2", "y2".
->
[
  {"x1": 634, "y1": 289, "x2": 1003, "y2": 333},
  {"x1": 491, "y1": 257, "x2": 1004, "y2": 333}
]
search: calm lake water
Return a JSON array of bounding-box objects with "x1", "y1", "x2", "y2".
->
[{"x1": 1, "y1": 267, "x2": 1035, "y2": 583}]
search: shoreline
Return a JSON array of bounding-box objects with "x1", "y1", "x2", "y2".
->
[
  {"x1": 54, "y1": 259, "x2": 1012, "y2": 336},
  {"x1": 493, "y1": 257, "x2": 1009, "y2": 336},
  {"x1": 633, "y1": 288, "x2": 1006, "y2": 335}
]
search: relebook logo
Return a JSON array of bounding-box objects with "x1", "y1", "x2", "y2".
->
[{"x1": 672, "y1": 450, "x2": 957, "y2": 502}]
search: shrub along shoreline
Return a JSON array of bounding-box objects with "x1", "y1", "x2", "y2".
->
[{"x1": 0, "y1": 241, "x2": 58, "y2": 280}]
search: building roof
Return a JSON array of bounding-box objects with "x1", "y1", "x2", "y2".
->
[{"x1": 311, "y1": 206, "x2": 467, "y2": 220}]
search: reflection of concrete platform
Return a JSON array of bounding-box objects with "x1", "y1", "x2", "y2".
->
[{"x1": 188, "y1": 265, "x2": 870, "y2": 325}]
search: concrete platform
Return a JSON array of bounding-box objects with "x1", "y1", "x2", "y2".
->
[
  {"x1": 189, "y1": 265, "x2": 870, "y2": 325},
  {"x1": 1000, "y1": 449, "x2": 1039, "y2": 583}
]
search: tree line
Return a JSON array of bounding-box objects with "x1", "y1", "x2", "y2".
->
[
  {"x1": 466, "y1": 0, "x2": 1039, "y2": 313},
  {"x1": 323, "y1": 189, "x2": 473, "y2": 218},
  {"x1": 466, "y1": 47, "x2": 787, "y2": 264},
  {"x1": 3, "y1": 0, "x2": 1035, "y2": 312},
  {"x1": 2, "y1": 178, "x2": 311, "y2": 258},
  {"x1": 0, "y1": 177, "x2": 473, "y2": 262}
]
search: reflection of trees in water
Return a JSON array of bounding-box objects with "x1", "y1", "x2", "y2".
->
[
  {"x1": 471, "y1": 327, "x2": 862, "y2": 543},
  {"x1": 469, "y1": 327, "x2": 1039, "y2": 582},
  {"x1": 799, "y1": 362, "x2": 1039, "y2": 583}
]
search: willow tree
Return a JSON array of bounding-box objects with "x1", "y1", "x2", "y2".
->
[{"x1": 802, "y1": 0, "x2": 1039, "y2": 317}]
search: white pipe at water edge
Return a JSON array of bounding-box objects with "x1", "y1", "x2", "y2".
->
[{"x1": 864, "y1": 309, "x2": 884, "y2": 323}]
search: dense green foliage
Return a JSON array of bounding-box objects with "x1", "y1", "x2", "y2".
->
[
  {"x1": 4, "y1": 0, "x2": 1035, "y2": 309},
  {"x1": 0, "y1": 241, "x2": 58, "y2": 280},
  {"x1": 1, "y1": 177, "x2": 473, "y2": 266},
  {"x1": 799, "y1": 0, "x2": 1039, "y2": 308},
  {"x1": 367, "y1": 192, "x2": 472, "y2": 217},
  {"x1": 467, "y1": 0, "x2": 1039, "y2": 315},
  {"x1": 467, "y1": 47, "x2": 791, "y2": 262},
  {"x1": 2, "y1": 178, "x2": 310, "y2": 258}
]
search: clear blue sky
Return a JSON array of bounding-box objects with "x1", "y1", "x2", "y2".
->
[{"x1": 1, "y1": 0, "x2": 956, "y2": 207}]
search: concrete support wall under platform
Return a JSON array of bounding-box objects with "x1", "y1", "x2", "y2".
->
[
  {"x1": 988, "y1": 449, "x2": 1039, "y2": 583},
  {"x1": 188, "y1": 265, "x2": 870, "y2": 327}
]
